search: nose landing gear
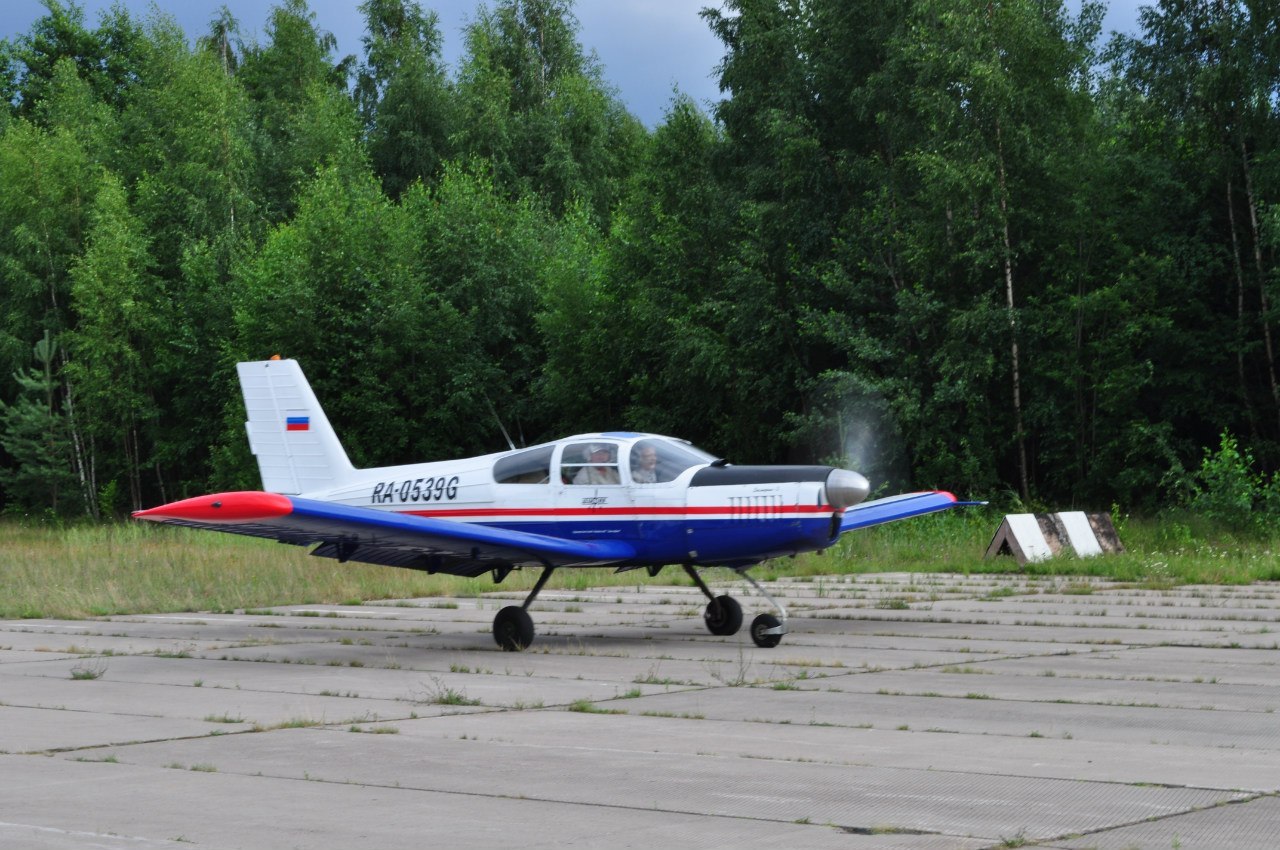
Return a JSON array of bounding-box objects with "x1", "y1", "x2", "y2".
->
[{"x1": 683, "y1": 564, "x2": 788, "y2": 648}]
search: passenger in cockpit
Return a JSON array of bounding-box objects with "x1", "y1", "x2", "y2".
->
[{"x1": 573, "y1": 443, "x2": 620, "y2": 485}]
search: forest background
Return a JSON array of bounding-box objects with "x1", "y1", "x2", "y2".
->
[{"x1": 2, "y1": 0, "x2": 1279, "y2": 528}]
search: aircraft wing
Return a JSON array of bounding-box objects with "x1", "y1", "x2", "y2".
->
[
  {"x1": 134, "y1": 491, "x2": 637, "y2": 578},
  {"x1": 839, "y1": 490, "x2": 980, "y2": 534}
]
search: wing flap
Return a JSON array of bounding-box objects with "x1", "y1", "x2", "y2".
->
[
  {"x1": 839, "y1": 491, "x2": 978, "y2": 534},
  {"x1": 135, "y1": 491, "x2": 636, "y2": 574}
]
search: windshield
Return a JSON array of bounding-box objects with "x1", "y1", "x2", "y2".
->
[{"x1": 629, "y1": 438, "x2": 716, "y2": 484}]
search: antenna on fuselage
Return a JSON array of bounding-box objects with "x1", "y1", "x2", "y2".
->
[{"x1": 483, "y1": 393, "x2": 517, "y2": 451}]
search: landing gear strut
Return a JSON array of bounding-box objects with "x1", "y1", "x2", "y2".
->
[
  {"x1": 683, "y1": 565, "x2": 788, "y2": 647},
  {"x1": 493, "y1": 567, "x2": 555, "y2": 651},
  {"x1": 683, "y1": 565, "x2": 741, "y2": 635},
  {"x1": 740, "y1": 570, "x2": 788, "y2": 648}
]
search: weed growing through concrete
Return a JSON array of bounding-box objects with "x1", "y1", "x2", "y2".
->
[
  {"x1": 567, "y1": 699, "x2": 626, "y2": 715},
  {"x1": 69, "y1": 659, "x2": 107, "y2": 680},
  {"x1": 415, "y1": 675, "x2": 481, "y2": 706}
]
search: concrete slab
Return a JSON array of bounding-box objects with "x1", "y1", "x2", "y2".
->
[
  {"x1": 2, "y1": 571, "x2": 1278, "y2": 849},
  {"x1": 976, "y1": 645, "x2": 1280, "y2": 686},
  {"x1": 828, "y1": 667, "x2": 1280, "y2": 712},
  {"x1": 391, "y1": 711, "x2": 1280, "y2": 792},
  {"x1": 594, "y1": 684, "x2": 1280, "y2": 750},
  {"x1": 70, "y1": 723, "x2": 1239, "y2": 843},
  {"x1": 0, "y1": 704, "x2": 234, "y2": 754},
  {"x1": 1, "y1": 755, "x2": 918, "y2": 850},
  {"x1": 1051, "y1": 794, "x2": 1280, "y2": 849}
]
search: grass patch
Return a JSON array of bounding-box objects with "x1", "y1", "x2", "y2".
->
[
  {"x1": 567, "y1": 698, "x2": 626, "y2": 714},
  {"x1": 251, "y1": 717, "x2": 323, "y2": 732},
  {"x1": 416, "y1": 676, "x2": 482, "y2": 706},
  {"x1": 69, "y1": 660, "x2": 107, "y2": 680}
]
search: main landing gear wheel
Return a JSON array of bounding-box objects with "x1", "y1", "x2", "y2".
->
[
  {"x1": 491, "y1": 566, "x2": 555, "y2": 652},
  {"x1": 750, "y1": 613, "x2": 783, "y2": 649},
  {"x1": 704, "y1": 594, "x2": 743, "y2": 636},
  {"x1": 493, "y1": 605, "x2": 534, "y2": 651}
]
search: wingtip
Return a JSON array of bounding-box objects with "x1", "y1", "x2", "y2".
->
[{"x1": 134, "y1": 491, "x2": 294, "y2": 523}]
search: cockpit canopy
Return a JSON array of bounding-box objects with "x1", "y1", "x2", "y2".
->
[{"x1": 492, "y1": 436, "x2": 717, "y2": 486}]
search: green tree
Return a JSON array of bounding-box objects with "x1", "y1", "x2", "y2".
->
[
  {"x1": 534, "y1": 199, "x2": 614, "y2": 434},
  {"x1": 453, "y1": 0, "x2": 644, "y2": 221},
  {"x1": 236, "y1": 0, "x2": 355, "y2": 220},
  {"x1": 34, "y1": 55, "x2": 118, "y2": 159},
  {"x1": 118, "y1": 14, "x2": 258, "y2": 499},
  {"x1": 885, "y1": 0, "x2": 1099, "y2": 499},
  {"x1": 122, "y1": 16, "x2": 254, "y2": 275},
  {"x1": 355, "y1": 0, "x2": 454, "y2": 197},
  {"x1": 0, "y1": 333, "x2": 77, "y2": 515},
  {"x1": 225, "y1": 161, "x2": 399, "y2": 474},
  {"x1": 1, "y1": 40, "x2": 18, "y2": 121},
  {"x1": 8, "y1": 0, "x2": 145, "y2": 115},
  {"x1": 0, "y1": 115, "x2": 98, "y2": 395},
  {"x1": 1121, "y1": 0, "x2": 1280, "y2": 446},
  {"x1": 392, "y1": 163, "x2": 555, "y2": 457},
  {"x1": 65, "y1": 172, "x2": 161, "y2": 514}
]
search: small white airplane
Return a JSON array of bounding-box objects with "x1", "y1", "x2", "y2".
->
[{"x1": 136, "y1": 358, "x2": 974, "y2": 650}]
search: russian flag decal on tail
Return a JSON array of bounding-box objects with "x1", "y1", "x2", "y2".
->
[{"x1": 286, "y1": 411, "x2": 310, "y2": 431}]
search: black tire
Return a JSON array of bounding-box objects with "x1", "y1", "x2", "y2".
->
[
  {"x1": 704, "y1": 594, "x2": 743, "y2": 636},
  {"x1": 750, "y1": 613, "x2": 783, "y2": 648},
  {"x1": 494, "y1": 605, "x2": 535, "y2": 651}
]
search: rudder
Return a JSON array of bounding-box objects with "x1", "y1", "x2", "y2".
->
[{"x1": 238, "y1": 359, "x2": 356, "y2": 494}]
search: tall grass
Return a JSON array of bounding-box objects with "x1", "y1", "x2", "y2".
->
[
  {"x1": 0, "y1": 521, "x2": 680, "y2": 620},
  {"x1": 2, "y1": 510, "x2": 1278, "y2": 620}
]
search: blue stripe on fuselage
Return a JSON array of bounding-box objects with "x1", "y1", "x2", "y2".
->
[{"x1": 476, "y1": 517, "x2": 837, "y2": 565}]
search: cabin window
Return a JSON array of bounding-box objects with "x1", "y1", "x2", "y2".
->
[
  {"x1": 493, "y1": 445, "x2": 554, "y2": 484},
  {"x1": 561, "y1": 442, "x2": 621, "y2": 485}
]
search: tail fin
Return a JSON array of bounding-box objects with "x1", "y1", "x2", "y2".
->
[{"x1": 237, "y1": 359, "x2": 356, "y2": 495}]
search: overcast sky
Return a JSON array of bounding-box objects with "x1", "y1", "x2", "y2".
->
[{"x1": 6, "y1": 0, "x2": 1149, "y2": 127}]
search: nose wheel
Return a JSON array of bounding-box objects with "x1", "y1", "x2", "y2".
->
[{"x1": 750, "y1": 613, "x2": 783, "y2": 648}]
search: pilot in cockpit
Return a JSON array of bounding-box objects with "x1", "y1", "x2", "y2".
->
[{"x1": 631, "y1": 443, "x2": 659, "y2": 483}]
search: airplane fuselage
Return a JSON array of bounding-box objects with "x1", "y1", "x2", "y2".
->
[{"x1": 292, "y1": 432, "x2": 862, "y2": 569}]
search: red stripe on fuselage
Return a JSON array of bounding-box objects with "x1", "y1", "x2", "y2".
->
[{"x1": 401, "y1": 505, "x2": 831, "y2": 519}]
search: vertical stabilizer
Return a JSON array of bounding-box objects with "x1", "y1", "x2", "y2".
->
[{"x1": 238, "y1": 359, "x2": 356, "y2": 494}]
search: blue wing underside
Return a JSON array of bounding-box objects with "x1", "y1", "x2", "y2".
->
[
  {"x1": 139, "y1": 490, "x2": 975, "y2": 579},
  {"x1": 148, "y1": 496, "x2": 636, "y2": 579}
]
